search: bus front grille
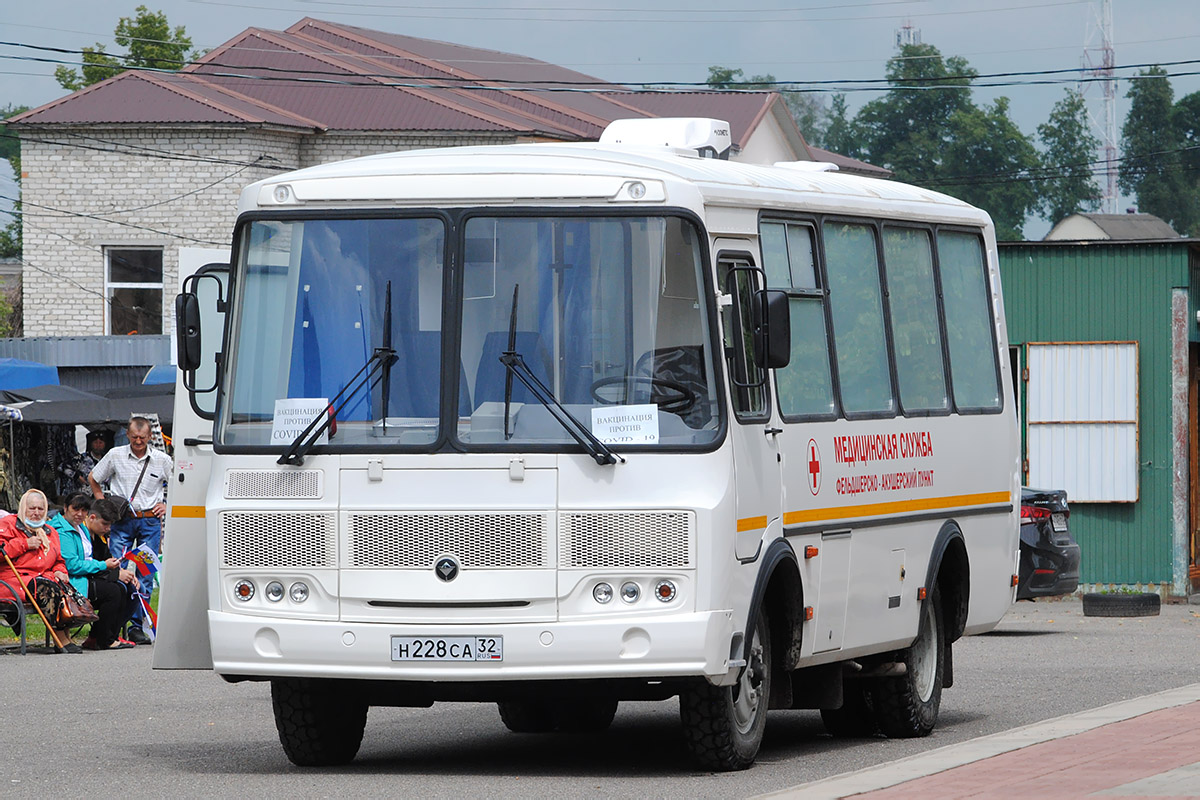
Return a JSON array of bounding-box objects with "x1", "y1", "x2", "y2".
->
[
  {"x1": 219, "y1": 512, "x2": 337, "y2": 568},
  {"x1": 348, "y1": 513, "x2": 551, "y2": 568},
  {"x1": 559, "y1": 511, "x2": 694, "y2": 568},
  {"x1": 224, "y1": 469, "x2": 323, "y2": 499}
]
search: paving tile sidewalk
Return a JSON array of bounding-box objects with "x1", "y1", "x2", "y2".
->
[{"x1": 763, "y1": 683, "x2": 1200, "y2": 800}]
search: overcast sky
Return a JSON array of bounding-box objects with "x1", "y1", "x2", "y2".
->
[{"x1": 3, "y1": 0, "x2": 1199, "y2": 235}]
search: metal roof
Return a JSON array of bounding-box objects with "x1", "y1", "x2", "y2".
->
[
  {"x1": 5, "y1": 18, "x2": 835, "y2": 158},
  {"x1": 0, "y1": 336, "x2": 170, "y2": 367}
]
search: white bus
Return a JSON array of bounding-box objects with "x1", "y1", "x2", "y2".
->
[{"x1": 155, "y1": 118, "x2": 1020, "y2": 771}]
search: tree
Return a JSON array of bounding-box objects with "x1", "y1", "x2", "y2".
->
[
  {"x1": 850, "y1": 43, "x2": 977, "y2": 183},
  {"x1": 55, "y1": 5, "x2": 194, "y2": 91},
  {"x1": 1119, "y1": 66, "x2": 1198, "y2": 235},
  {"x1": 822, "y1": 94, "x2": 854, "y2": 156},
  {"x1": 0, "y1": 104, "x2": 27, "y2": 261},
  {"x1": 943, "y1": 98, "x2": 1040, "y2": 241},
  {"x1": 1036, "y1": 90, "x2": 1101, "y2": 224}
]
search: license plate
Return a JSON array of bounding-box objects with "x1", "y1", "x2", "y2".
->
[
  {"x1": 390, "y1": 636, "x2": 503, "y2": 662},
  {"x1": 1051, "y1": 513, "x2": 1067, "y2": 532}
]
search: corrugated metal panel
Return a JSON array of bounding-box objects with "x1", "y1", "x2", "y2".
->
[
  {"x1": 1027, "y1": 342, "x2": 1138, "y2": 502},
  {"x1": 998, "y1": 241, "x2": 1192, "y2": 585},
  {"x1": 0, "y1": 336, "x2": 170, "y2": 367}
]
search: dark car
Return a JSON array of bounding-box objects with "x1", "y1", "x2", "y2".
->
[{"x1": 1017, "y1": 487, "x2": 1081, "y2": 600}]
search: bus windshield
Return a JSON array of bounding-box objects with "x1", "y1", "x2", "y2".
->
[{"x1": 219, "y1": 213, "x2": 722, "y2": 451}]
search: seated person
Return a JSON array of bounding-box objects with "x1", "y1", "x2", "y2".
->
[
  {"x1": 51, "y1": 493, "x2": 137, "y2": 650},
  {"x1": 0, "y1": 488, "x2": 81, "y2": 653}
]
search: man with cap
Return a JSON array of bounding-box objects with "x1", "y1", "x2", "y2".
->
[{"x1": 58, "y1": 429, "x2": 109, "y2": 499}]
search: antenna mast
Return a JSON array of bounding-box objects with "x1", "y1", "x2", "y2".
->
[{"x1": 1081, "y1": 0, "x2": 1118, "y2": 214}]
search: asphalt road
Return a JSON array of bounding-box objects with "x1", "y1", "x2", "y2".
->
[{"x1": 4, "y1": 597, "x2": 1198, "y2": 798}]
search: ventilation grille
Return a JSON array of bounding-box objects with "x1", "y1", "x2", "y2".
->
[
  {"x1": 220, "y1": 512, "x2": 337, "y2": 568},
  {"x1": 225, "y1": 469, "x2": 322, "y2": 500},
  {"x1": 560, "y1": 512, "x2": 694, "y2": 568},
  {"x1": 349, "y1": 513, "x2": 550, "y2": 568}
]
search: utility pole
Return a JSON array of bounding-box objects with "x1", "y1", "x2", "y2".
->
[{"x1": 1081, "y1": 0, "x2": 1118, "y2": 214}]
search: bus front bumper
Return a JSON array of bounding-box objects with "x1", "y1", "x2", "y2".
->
[{"x1": 208, "y1": 609, "x2": 736, "y2": 682}]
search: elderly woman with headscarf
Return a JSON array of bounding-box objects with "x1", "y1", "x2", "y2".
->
[{"x1": 0, "y1": 488, "x2": 83, "y2": 653}]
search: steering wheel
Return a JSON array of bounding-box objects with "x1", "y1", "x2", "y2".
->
[{"x1": 590, "y1": 375, "x2": 698, "y2": 415}]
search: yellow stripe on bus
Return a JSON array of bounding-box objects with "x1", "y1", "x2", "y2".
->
[
  {"x1": 737, "y1": 516, "x2": 769, "y2": 532},
  {"x1": 171, "y1": 505, "x2": 206, "y2": 518},
  {"x1": 782, "y1": 491, "x2": 1011, "y2": 526}
]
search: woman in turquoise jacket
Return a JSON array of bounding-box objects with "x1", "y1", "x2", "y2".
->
[{"x1": 50, "y1": 493, "x2": 135, "y2": 649}]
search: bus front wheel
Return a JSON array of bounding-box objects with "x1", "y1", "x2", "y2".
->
[
  {"x1": 271, "y1": 678, "x2": 368, "y2": 766},
  {"x1": 679, "y1": 610, "x2": 771, "y2": 771},
  {"x1": 873, "y1": 585, "x2": 945, "y2": 738}
]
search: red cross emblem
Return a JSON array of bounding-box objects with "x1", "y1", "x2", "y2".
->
[{"x1": 807, "y1": 439, "x2": 821, "y2": 495}]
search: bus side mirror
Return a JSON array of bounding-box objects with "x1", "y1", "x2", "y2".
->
[
  {"x1": 176, "y1": 292, "x2": 202, "y2": 371},
  {"x1": 752, "y1": 289, "x2": 791, "y2": 370}
]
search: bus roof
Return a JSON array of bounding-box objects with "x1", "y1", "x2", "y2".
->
[{"x1": 241, "y1": 141, "x2": 991, "y2": 228}]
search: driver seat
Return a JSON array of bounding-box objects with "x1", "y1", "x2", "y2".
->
[{"x1": 634, "y1": 345, "x2": 711, "y2": 429}]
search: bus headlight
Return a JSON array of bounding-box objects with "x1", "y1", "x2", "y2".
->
[
  {"x1": 620, "y1": 581, "x2": 640, "y2": 603},
  {"x1": 593, "y1": 582, "x2": 613, "y2": 604},
  {"x1": 233, "y1": 579, "x2": 255, "y2": 602},
  {"x1": 265, "y1": 581, "x2": 284, "y2": 602},
  {"x1": 289, "y1": 582, "x2": 310, "y2": 603}
]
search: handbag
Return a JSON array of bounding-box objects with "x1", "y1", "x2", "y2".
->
[
  {"x1": 56, "y1": 581, "x2": 99, "y2": 628},
  {"x1": 105, "y1": 456, "x2": 151, "y2": 520}
]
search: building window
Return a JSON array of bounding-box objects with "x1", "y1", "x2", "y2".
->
[{"x1": 105, "y1": 247, "x2": 163, "y2": 335}]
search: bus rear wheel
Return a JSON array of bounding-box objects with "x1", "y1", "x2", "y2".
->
[
  {"x1": 873, "y1": 586, "x2": 944, "y2": 738},
  {"x1": 271, "y1": 678, "x2": 368, "y2": 766},
  {"x1": 679, "y1": 610, "x2": 771, "y2": 771}
]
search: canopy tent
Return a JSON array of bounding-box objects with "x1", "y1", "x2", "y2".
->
[
  {"x1": 0, "y1": 358, "x2": 58, "y2": 391},
  {"x1": 143, "y1": 364, "x2": 176, "y2": 385},
  {"x1": 3, "y1": 383, "x2": 173, "y2": 425}
]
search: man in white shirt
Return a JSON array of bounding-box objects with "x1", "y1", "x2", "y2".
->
[{"x1": 88, "y1": 416, "x2": 173, "y2": 645}]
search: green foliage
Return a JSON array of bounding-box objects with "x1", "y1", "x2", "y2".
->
[
  {"x1": 1036, "y1": 90, "x2": 1102, "y2": 224},
  {"x1": 55, "y1": 5, "x2": 194, "y2": 91},
  {"x1": 1, "y1": 104, "x2": 26, "y2": 261},
  {"x1": 1119, "y1": 66, "x2": 1199, "y2": 236}
]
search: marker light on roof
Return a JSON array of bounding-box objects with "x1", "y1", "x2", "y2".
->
[
  {"x1": 628, "y1": 181, "x2": 646, "y2": 199},
  {"x1": 272, "y1": 184, "x2": 292, "y2": 203}
]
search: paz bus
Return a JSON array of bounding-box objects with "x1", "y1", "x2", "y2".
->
[{"x1": 155, "y1": 118, "x2": 1020, "y2": 771}]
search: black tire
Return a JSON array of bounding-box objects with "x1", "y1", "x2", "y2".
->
[
  {"x1": 271, "y1": 678, "x2": 368, "y2": 766},
  {"x1": 497, "y1": 699, "x2": 557, "y2": 733},
  {"x1": 873, "y1": 587, "x2": 944, "y2": 739},
  {"x1": 554, "y1": 697, "x2": 619, "y2": 733},
  {"x1": 820, "y1": 680, "x2": 878, "y2": 738},
  {"x1": 679, "y1": 610, "x2": 771, "y2": 771},
  {"x1": 1082, "y1": 592, "x2": 1161, "y2": 617}
]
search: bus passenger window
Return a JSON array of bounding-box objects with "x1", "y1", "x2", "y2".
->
[
  {"x1": 760, "y1": 221, "x2": 835, "y2": 418},
  {"x1": 937, "y1": 231, "x2": 1002, "y2": 411},
  {"x1": 883, "y1": 227, "x2": 948, "y2": 414},
  {"x1": 824, "y1": 221, "x2": 894, "y2": 416}
]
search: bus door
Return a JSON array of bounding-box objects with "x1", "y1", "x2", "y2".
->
[
  {"x1": 759, "y1": 219, "x2": 850, "y2": 655},
  {"x1": 154, "y1": 247, "x2": 229, "y2": 669},
  {"x1": 717, "y1": 249, "x2": 782, "y2": 562}
]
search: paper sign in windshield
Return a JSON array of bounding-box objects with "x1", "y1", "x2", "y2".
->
[
  {"x1": 271, "y1": 398, "x2": 330, "y2": 446},
  {"x1": 591, "y1": 404, "x2": 659, "y2": 445}
]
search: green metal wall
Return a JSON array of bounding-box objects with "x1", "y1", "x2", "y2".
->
[{"x1": 998, "y1": 242, "x2": 1192, "y2": 586}]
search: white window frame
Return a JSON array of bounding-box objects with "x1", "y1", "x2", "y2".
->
[
  {"x1": 104, "y1": 246, "x2": 164, "y2": 335},
  {"x1": 1025, "y1": 341, "x2": 1138, "y2": 502}
]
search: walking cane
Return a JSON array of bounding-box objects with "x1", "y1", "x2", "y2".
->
[{"x1": 2, "y1": 546, "x2": 67, "y2": 650}]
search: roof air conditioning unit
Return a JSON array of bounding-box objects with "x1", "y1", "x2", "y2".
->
[{"x1": 599, "y1": 118, "x2": 731, "y2": 160}]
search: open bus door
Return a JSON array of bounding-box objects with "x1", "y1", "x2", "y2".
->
[{"x1": 153, "y1": 248, "x2": 229, "y2": 669}]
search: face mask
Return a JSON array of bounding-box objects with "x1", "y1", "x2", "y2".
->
[{"x1": 22, "y1": 516, "x2": 45, "y2": 529}]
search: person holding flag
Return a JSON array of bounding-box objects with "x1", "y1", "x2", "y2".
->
[{"x1": 88, "y1": 417, "x2": 172, "y2": 646}]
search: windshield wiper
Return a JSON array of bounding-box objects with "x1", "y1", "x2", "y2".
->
[
  {"x1": 499, "y1": 285, "x2": 623, "y2": 467},
  {"x1": 278, "y1": 286, "x2": 398, "y2": 466}
]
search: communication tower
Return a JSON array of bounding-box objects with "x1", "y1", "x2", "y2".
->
[{"x1": 1081, "y1": 0, "x2": 1117, "y2": 214}]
